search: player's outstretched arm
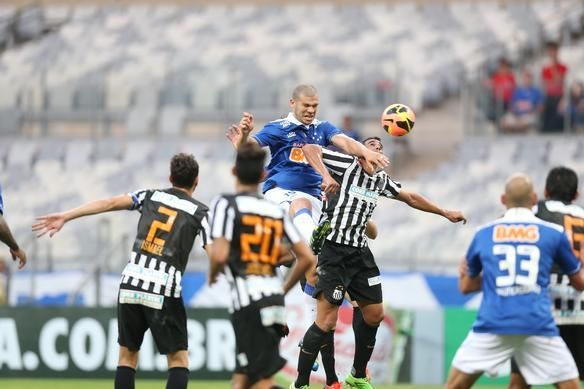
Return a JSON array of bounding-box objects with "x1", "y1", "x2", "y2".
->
[
  {"x1": 32, "y1": 194, "x2": 134, "y2": 238},
  {"x1": 282, "y1": 241, "x2": 315, "y2": 294},
  {"x1": 396, "y1": 190, "x2": 467, "y2": 224},
  {"x1": 330, "y1": 134, "x2": 389, "y2": 171},
  {"x1": 208, "y1": 237, "x2": 229, "y2": 285},
  {"x1": 302, "y1": 144, "x2": 340, "y2": 194},
  {"x1": 0, "y1": 215, "x2": 26, "y2": 269}
]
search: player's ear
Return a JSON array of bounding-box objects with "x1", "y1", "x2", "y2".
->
[
  {"x1": 500, "y1": 194, "x2": 507, "y2": 207},
  {"x1": 168, "y1": 175, "x2": 173, "y2": 186},
  {"x1": 232, "y1": 166, "x2": 237, "y2": 177},
  {"x1": 261, "y1": 169, "x2": 267, "y2": 181},
  {"x1": 531, "y1": 192, "x2": 538, "y2": 206},
  {"x1": 575, "y1": 191, "x2": 580, "y2": 201},
  {"x1": 289, "y1": 98, "x2": 295, "y2": 108},
  {"x1": 544, "y1": 188, "x2": 550, "y2": 200}
]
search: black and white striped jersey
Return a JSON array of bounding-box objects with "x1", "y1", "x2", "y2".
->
[
  {"x1": 210, "y1": 192, "x2": 302, "y2": 312},
  {"x1": 537, "y1": 200, "x2": 584, "y2": 324},
  {"x1": 321, "y1": 149, "x2": 401, "y2": 247},
  {"x1": 119, "y1": 188, "x2": 211, "y2": 305}
]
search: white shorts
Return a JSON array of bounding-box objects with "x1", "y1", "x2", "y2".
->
[
  {"x1": 263, "y1": 187, "x2": 322, "y2": 223},
  {"x1": 452, "y1": 331, "x2": 578, "y2": 385}
]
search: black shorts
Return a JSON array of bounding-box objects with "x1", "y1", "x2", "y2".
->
[
  {"x1": 231, "y1": 305, "x2": 287, "y2": 384},
  {"x1": 510, "y1": 324, "x2": 584, "y2": 379},
  {"x1": 314, "y1": 240, "x2": 382, "y2": 306},
  {"x1": 117, "y1": 289, "x2": 187, "y2": 355}
]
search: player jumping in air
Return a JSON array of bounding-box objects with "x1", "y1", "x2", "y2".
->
[
  {"x1": 209, "y1": 143, "x2": 315, "y2": 389},
  {"x1": 293, "y1": 137, "x2": 466, "y2": 389},
  {"x1": 448, "y1": 173, "x2": 584, "y2": 389},
  {"x1": 33, "y1": 153, "x2": 210, "y2": 389}
]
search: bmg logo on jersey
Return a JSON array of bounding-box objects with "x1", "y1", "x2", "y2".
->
[
  {"x1": 493, "y1": 224, "x2": 540, "y2": 243},
  {"x1": 332, "y1": 285, "x2": 344, "y2": 301}
]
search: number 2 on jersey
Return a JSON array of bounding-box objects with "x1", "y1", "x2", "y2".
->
[
  {"x1": 141, "y1": 206, "x2": 177, "y2": 256},
  {"x1": 241, "y1": 215, "x2": 283, "y2": 265},
  {"x1": 494, "y1": 244, "x2": 540, "y2": 287}
]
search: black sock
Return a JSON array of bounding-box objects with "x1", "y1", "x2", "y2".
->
[
  {"x1": 115, "y1": 366, "x2": 136, "y2": 389},
  {"x1": 166, "y1": 367, "x2": 189, "y2": 389},
  {"x1": 352, "y1": 320, "x2": 379, "y2": 378},
  {"x1": 295, "y1": 323, "x2": 327, "y2": 387},
  {"x1": 352, "y1": 306, "x2": 364, "y2": 334},
  {"x1": 321, "y1": 330, "x2": 338, "y2": 385}
]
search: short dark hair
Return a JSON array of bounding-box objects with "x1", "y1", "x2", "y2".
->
[
  {"x1": 362, "y1": 136, "x2": 382, "y2": 144},
  {"x1": 236, "y1": 143, "x2": 266, "y2": 185},
  {"x1": 170, "y1": 153, "x2": 199, "y2": 189},
  {"x1": 545, "y1": 166, "x2": 578, "y2": 203}
]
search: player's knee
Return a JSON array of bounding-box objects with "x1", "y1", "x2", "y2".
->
[
  {"x1": 118, "y1": 347, "x2": 139, "y2": 368},
  {"x1": 167, "y1": 350, "x2": 189, "y2": 368},
  {"x1": 362, "y1": 306, "x2": 384, "y2": 327}
]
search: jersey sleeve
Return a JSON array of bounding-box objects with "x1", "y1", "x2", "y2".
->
[
  {"x1": 381, "y1": 175, "x2": 402, "y2": 198},
  {"x1": 128, "y1": 189, "x2": 152, "y2": 212},
  {"x1": 252, "y1": 122, "x2": 280, "y2": 148},
  {"x1": 199, "y1": 212, "x2": 212, "y2": 248},
  {"x1": 465, "y1": 235, "x2": 483, "y2": 277},
  {"x1": 321, "y1": 122, "x2": 343, "y2": 146},
  {"x1": 321, "y1": 148, "x2": 355, "y2": 175},
  {"x1": 555, "y1": 232, "x2": 581, "y2": 275},
  {"x1": 210, "y1": 196, "x2": 235, "y2": 242},
  {"x1": 282, "y1": 213, "x2": 302, "y2": 245}
]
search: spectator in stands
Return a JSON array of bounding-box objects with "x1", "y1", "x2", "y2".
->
[
  {"x1": 541, "y1": 41, "x2": 568, "y2": 132},
  {"x1": 559, "y1": 81, "x2": 584, "y2": 132},
  {"x1": 485, "y1": 58, "x2": 516, "y2": 122},
  {"x1": 500, "y1": 70, "x2": 543, "y2": 133}
]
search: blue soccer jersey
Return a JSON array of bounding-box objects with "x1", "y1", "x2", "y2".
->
[
  {"x1": 466, "y1": 208, "x2": 581, "y2": 336},
  {"x1": 252, "y1": 113, "x2": 342, "y2": 198}
]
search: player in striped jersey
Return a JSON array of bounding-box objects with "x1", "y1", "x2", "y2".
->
[
  {"x1": 0, "y1": 183, "x2": 26, "y2": 269},
  {"x1": 33, "y1": 153, "x2": 209, "y2": 389},
  {"x1": 291, "y1": 137, "x2": 466, "y2": 389},
  {"x1": 509, "y1": 167, "x2": 584, "y2": 389},
  {"x1": 209, "y1": 143, "x2": 315, "y2": 389}
]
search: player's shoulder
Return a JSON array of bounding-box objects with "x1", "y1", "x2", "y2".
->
[
  {"x1": 542, "y1": 200, "x2": 584, "y2": 219},
  {"x1": 233, "y1": 192, "x2": 286, "y2": 218}
]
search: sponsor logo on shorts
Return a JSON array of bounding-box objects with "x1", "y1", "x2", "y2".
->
[
  {"x1": 237, "y1": 352, "x2": 248, "y2": 367},
  {"x1": 119, "y1": 289, "x2": 164, "y2": 310},
  {"x1": 368, "y1": 276, "x2": 381, "y2": 286},
  {"x1": 332, "y1": 286, "x2": 344, "y2": 301}
]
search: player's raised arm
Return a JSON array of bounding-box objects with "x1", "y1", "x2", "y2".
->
[
  {"x1": 395, "y1": 189, "x2": 467, "y2": 224},
  {"x1": 33, "y1": 194, "x2": 134, "y2": 238},
  {"x1": 225, "y1": 112, "x2": 258, "y2": 149},
  {"x1": 302, "y1": 144, "x2": 340, "y2": 194},
  {"x1": 330, "y1": 133, "x2": 389, "y2": 171}
]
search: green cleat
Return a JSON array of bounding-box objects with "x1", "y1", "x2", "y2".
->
[
  {"x1": 310, "y1": 218, "x2": 330, "y2": 255},
  {"x1": 345, "y1": 372, "x2": 374, "y2": 388}
]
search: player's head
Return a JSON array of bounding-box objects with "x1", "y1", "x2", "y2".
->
[
  {"x1": 545, "y1": 166, "x2": 579, "y2": 203},
  {"x1": 169, "y1": 153, "x2": 199, "y2": 192},
  {"x1": 501, "y1": 173, "x2": 537, "y2": 209},
  {"x1": 234, "y1": 143, "x2": 266, "y2": 186},
  {"x1": 290, "y1": 84, "x2": 319, "y2": 126},
  {"x1": 362, "y1": 136, "x2": 383, "y2": 153}
]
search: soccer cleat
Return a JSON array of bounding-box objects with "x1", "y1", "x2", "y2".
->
[
  {"x1": 324, "y1": 381, "x2": 343, "y2": 389},
  {"x1": 289, "y1": 383, "x2": 309, "y2": 389},
  {"x1": 345, "y1": 373, "x2": 374, "y2": 388},
  {"x1": 310, "y1": 219, "x2": 331, "y2": 255}
]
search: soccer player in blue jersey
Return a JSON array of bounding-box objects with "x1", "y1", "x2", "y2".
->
[
  {"x1": 226, "y1": 84, "x2": 388, "y2": 248},
  {"x1": 0, "y1": 184, "x2": 26, "y2": 269},
  {"x1": 447, "y1": 173, "x2": 584, "y2": 389}
]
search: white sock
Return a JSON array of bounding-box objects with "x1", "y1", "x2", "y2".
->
[
  {"x1": 304, "y1": 286, "x2": 317, "y2": 322},
  {"x1": 293, "y1": 210, "x2": 316, "y2": 244}
]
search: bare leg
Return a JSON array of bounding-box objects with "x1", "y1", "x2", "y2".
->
[{"x1": 445, "y1": 366, "x2": 482, "y2": 389}]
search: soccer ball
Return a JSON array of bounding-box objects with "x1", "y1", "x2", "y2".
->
[{"x1": 380, "y1": 103, "x2": 416, "y2": 137}]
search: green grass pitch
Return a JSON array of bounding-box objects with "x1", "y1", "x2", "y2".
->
[{"x1": 0, "y1": 380, "x2": 507, "y2": 389}]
